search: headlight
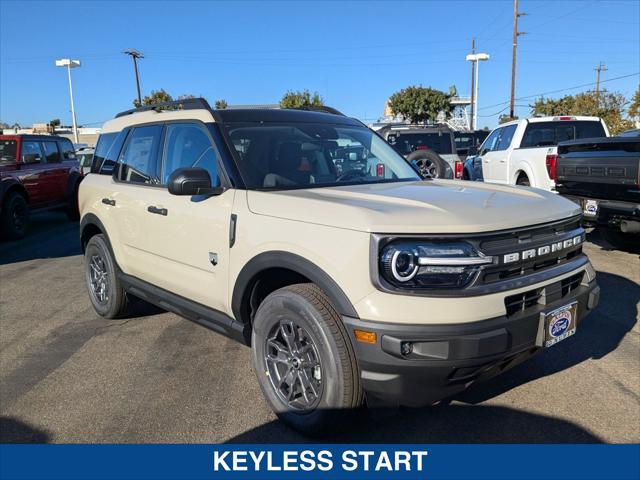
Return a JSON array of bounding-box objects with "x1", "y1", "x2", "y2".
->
[{"x1": 379, "y1": 240, "x2": 493, "y2": 290}]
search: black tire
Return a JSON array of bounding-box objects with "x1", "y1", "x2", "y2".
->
[
  {"x1": 406, "y1": 150, "x2": 447, "y2": 179},
  {"x1": 251, "y1": 283, "x2": 363, "y2": 434},
  {"x1": 66, "y1": 183, "x2": 80, "y2": 221},
  {"x1": 516, "y1": 173, "x2": 530, "y2": 186},
  {"x1": 84, "y1": 234, "x2": 129, "y2": 318},
  {"x1": 1, "y1": 191, "x2": 29, "y2": 240},
  {"x1": 600, "y1": 228, "x2": 640, "y2": 253}
]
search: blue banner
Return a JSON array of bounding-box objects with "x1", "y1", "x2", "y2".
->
[{"x1": 1, "y1": 444, "x2": 638, "y2": 480}]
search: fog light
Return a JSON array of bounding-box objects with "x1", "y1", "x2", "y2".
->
[{"x1": 401, "y1": 342, "x2": 413, "y2": 356}]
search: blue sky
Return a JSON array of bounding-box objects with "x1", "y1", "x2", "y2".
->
[{"x1": 1, "y1": 0, "x2": 638, "y2": 129}]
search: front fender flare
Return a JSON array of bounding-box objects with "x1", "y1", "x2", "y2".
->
[{"x1": 232, "y1": 251, "x2": 359, "y2": 322}]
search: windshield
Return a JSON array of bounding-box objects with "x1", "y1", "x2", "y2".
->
[
  {"x1": 387, "y1": 132, "x2": 453, "y2": 155},
  {"x1": 223, "y1": 122, "x2": 420, "y2": 190},
  {"x1": 0, "y1": 139, "x2": 17, "y2": 164}
]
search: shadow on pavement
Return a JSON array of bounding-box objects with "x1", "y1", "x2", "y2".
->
[
  {"x1": 225, "y1": 405, "x2": 602, "y2": 443},
  {"x1": 0, "y1": 417, "x2": 51, "y2": 443},
  {"x1": 586, "y1": 229, "x2": 640, "y2": 255},
  {"x1": 456, "y1": 270, "x2": 638, "y2": 404},
  {"x1": 0, "y1": 211, "x2": 80, "y2": 265}
]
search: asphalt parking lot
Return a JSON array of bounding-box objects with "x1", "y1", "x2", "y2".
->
[{"x1": 0, "y1": 211, "x2": 638, "y2": 443}]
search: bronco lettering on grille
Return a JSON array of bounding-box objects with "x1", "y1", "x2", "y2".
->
[{"x1": 503, "y1": 235, "x2": 582, "y2": 264}]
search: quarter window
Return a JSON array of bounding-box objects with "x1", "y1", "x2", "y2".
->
[
  {"x1": 60, "y1": 139, "x2": 76, "y2": 159},
  {"x1": 117, "y1": 125, "x2": 163, "y2": 184},
  {"x1": 42, "y1": 141, "x2": 61, "y2": 163},
  {"x1": 161, "y1": 123, "x2": 219, "y2": 185}
]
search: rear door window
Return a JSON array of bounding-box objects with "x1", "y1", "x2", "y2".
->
[
  {"x1": 116, "y1": 125, "x2": 163, "y2": 184},
  {"x1": 21, "y1": 141, "x2": 44, "y2": 164},
  {"x1": 42, "y1": 141, "x2": 61, "y2": 163}
]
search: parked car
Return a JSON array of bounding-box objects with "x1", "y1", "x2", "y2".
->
[
  {"x1": 462, "y1": 155, "x2": 484, "y2": 181},
  {"x1": 555, "y1": 131, "x2": 639, "y2": 251},
  {"x1": 454, "y1": 130, "x2": 489, "y2": 158},
  {"x1": 475, "y1": 116, "x2": 609, "y2": 190},
  {"x1": 377, "y1": 124, "x2": 459, "y2": 179},
  {"x1": 80, "y1": 98, "x2": 599, "y2": 434},
  {"x1": 0, "y1": 134, "x2": 82, "y2": 239},
  {"x1": 77, "y1": 147, "x2": 94, "y2": 175}
]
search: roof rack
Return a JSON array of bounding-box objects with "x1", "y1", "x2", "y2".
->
[
  {"x1": 115, "y1": 97, "x2": 213, "y2": 118},
  {"x1": 291, "y1": 105, "x2": 345, "y2": 116}
]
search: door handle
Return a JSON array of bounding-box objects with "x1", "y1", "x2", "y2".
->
[
  {"x1": 499, "y1": 159, "x2": 506, "y2": 163},
  {"x1": 147, "y1": 205, "x2": 168, "y2": 216},
  {"x1": 102, "y1": 198, "x2": 116, "y2": 206}
]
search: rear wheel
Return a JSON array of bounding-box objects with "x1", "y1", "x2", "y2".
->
[
  {"x1": 251, "y1": 283, "x2": 363, "y2": 434},
  {"x1": 516, "y1": 173, "x2": 530, "y2": 186},
  {"x1": 84, "y1": 234, "x2": 129, "y2": 318},
  {"x1": 1, "y1": 192, "x2": 29, "y2": 240}
]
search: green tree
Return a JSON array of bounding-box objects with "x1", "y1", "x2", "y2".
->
[
  {"x1": 530, "y1": 91, "x2": 633, "y2": 135},
  {"x1": 531, "y1": 95, "x2": 576, "y2": 116},
  {"x1": 49, "y1": 118, "x2": 61, "y2": 127},
  {"x1": 628, "y1": 88, "x2": 640, "y2": 121},
  {"x1": 177, "y1": 94, "x2": 196, "y2": 101},
  {"x1": 133, "y1": 89, "x2": 173, "y2": 107},
  {"x1": 215, "y1": 99, "x2": 228, "y2": 109},
  {"x1": 280, "y1": 90, "x2": 324, "y2": 109},
  {"x1": 498, "y1": 114, "x2": 518, "y2": 124},
  {"x1": 388, "y1": 86, "x2": 453, "y2": 124}
]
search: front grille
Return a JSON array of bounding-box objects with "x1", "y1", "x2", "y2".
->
[
  {"x1": 504, "y1": 271, "x2": 584, "y2": 317},
  {"x1": 474, "y1": 216, "x2": 585, "y2": 287}
]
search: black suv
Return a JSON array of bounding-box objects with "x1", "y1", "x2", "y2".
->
[{"x1": 377, "y1": 124, "x2": 460, "y2": 179}]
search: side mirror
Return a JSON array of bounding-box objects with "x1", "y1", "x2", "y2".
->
[{"x1": 168, "y1": 167, "x2": 224, "y2": 196}]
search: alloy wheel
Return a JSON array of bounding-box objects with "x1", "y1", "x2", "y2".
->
[
  {"x1": 89, "y1": 254, "x2": 109, "y2": 305},
  {"x1": 264, "y1": 319, "x2": 323, "y2": 411}
]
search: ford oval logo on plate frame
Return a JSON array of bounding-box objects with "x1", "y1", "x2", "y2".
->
[{"x1": 540, "y1": 302, "x2": 578, "y2": 348}]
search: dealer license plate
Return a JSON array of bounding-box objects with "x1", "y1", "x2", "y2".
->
[
  {"x1": 541, "y1": 302, "x2": 578, "y2": 348},
  {"x1": 583, "y1": 199, "x2": 598, "y2": 217}
]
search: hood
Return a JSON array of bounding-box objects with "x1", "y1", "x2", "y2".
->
[{"x1": 247, "y1": 180, "x2": 581, "y2": 234}]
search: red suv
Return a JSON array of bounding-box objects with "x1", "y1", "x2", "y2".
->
[{"x1": 0, "y1": 134, "x2": 83, "y2": 239}]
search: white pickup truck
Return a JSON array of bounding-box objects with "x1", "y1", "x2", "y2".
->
[{"x1": 477, "y1": 116, "x2": 609, "y2": 191}]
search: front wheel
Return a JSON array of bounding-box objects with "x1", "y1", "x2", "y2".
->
[{"x1": 251, "y1": 284, "x2": 363, "y2": 434}]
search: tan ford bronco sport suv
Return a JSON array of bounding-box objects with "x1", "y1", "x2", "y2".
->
[{"x1": 79, "y1": 98, "x2": 600, "y2": 433}]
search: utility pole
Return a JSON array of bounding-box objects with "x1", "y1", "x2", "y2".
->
[
  {"x1": 509, "y1": 0, "x2": 526, "y2": 120},
  {"x1": 123, "y1": 49, "x2": 144, "y2": 106},
  {"x1": 469, "y1": 38, "x2": 476, "y2": 131},
  {"x1": 595, "y1": 62, "x2": 607, "y2": 96}
]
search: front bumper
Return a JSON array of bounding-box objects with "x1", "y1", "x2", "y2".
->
[{"x1": 343, "y1": 276, "x2": 599, "y2": 407}]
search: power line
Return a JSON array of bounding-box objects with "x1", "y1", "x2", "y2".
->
[{"x1": 478, "y1": 71, "x2": 640, "y2": 112}]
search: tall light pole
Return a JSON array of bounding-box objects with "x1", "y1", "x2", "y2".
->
[
  {"x1": 124, "y1": 49, "x2": 144, "y2": 106},
  {"x1": 466, "y1": 52, "x2": 490, "y2": 130},
  {"x1": 55, "y1": 58, "x2": 81, "y2": 144}
]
